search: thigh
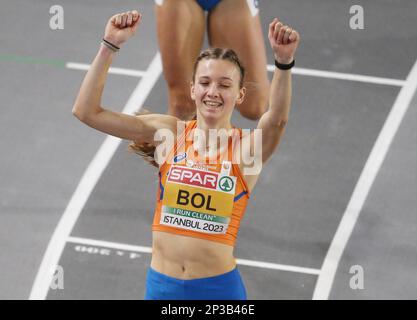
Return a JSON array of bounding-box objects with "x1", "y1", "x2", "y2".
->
[
  {"x1": 208, "y1": 0, "x2": 269, "y2": 117},
  {"x1": 155, "y1": 0, "x2": 206, "y2": 88}
]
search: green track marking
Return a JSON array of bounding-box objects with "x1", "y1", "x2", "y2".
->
[{"x1": 0, "y1": 54, "x2": 65, "y2": 67}]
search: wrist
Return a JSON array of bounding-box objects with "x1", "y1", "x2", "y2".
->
[
  {"x1": 274, "y1": 56, "x2": 294, "y2": 65},
  {"x1": 274, "y1": 58, "x2": 295, "y2": 71},
  {"x1": 103, "y1": 36, "x2": 123, "y2": 48},
  {"x1": 98, "y1": 42, "x2": 117, "y2": 61},
  {"x1": 99, "y1": 43, "x2": 117, "y2": 57},
  {"x1": 101, "y1": 38, "x2": 120, "y2": 53}
]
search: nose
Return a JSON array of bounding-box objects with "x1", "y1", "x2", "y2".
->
[{"x1": 206, "y1": 83, "x2": 219, "y2": 98}]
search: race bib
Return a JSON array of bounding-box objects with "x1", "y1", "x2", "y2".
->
[{"x1": 161, "y1": 165, "x2": 236, "y2": 234}]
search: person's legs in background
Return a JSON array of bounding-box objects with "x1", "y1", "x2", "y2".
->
[
  {"x1": 155, "y1": 0, "x2": 206, "y2": 120},
  {"x1": 208, "y1": 0, "x2": 269, "y2": 120}
]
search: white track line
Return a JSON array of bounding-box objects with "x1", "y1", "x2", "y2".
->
[
  {"x1": 29, "y1": 53, "x2": 162, "y2": 300},
  {"x1": 66, "y1": 62, "x2": 146, "y2": 77},
  {"x1": 67, "y1": 61, "x2": 405, "y2": 86},
  {"x1": 68, "y1": 237, "x2": 152, "y2": 253},
  {"x1": 313, "y1": 59, "x2": 417, "y2": 300},
  {"x1": 235, "y1": 258, "x2": 320, "y2": 275},
  {"x1": 267, "y1": 65, "x2": 405, "y2": 87},
  {"x1": 67, "y1": 236, "x2": 320, "y2": 275}
]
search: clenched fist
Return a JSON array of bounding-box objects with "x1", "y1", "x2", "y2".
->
[
  {"x1": 103, "y1": 10, "x2": 142, "y2": 48},
  {"x1": 268, "y1": 18, "x2": 300, "y2": 65}
]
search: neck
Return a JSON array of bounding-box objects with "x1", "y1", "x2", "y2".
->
[
  {"x1": 194, "y1": 113, "x2": 234, "y2": 153},
  {"x1": 195, "y1": 113, "x2": 233, "y2": 134}
]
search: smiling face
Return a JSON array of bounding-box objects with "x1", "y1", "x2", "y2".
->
[{"x1": 191, "y1": 58, "x2": 245, "y2": 125}]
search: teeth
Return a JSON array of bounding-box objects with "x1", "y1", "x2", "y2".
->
[{"x1": 204, "y1": 101, "x2": 222, "y2": 107}]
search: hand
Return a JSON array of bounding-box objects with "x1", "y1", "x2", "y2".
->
[
  {"x1": 268, "y1": 18, "x2": 300, "y2": 64},
  {"x1": 103, "y1": 10, "x2": 142, "y2": 48}
]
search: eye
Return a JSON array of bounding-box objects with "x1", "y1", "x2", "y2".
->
[
  {"x1": 220, "y1": 84, "x2": 231, "y2": 88},
  {"x1": 199, "y1": 82, "x2": 209, "y2": 86}
]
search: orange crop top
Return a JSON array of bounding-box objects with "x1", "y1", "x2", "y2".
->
[{"x1": 152, "y1": 120, "x2": 250, "y2": 246}]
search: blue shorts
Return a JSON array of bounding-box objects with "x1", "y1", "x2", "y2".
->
[
  {"x1": 196, "y1": 0, "x2": 259, "y2": 14},
  {"x1": 145, "y1": 267, "x2": 247, "y2": 300},
  {"x1": 155, "y1": 0, "x2": 259, "y2": 16},
  {"x1": 196, "y1": 0, "x2": 222, "y2": 11}
]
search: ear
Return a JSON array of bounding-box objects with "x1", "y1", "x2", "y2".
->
[
  {"x1": 190, "y1": 81, "x2": 196, "y2": 101},
  {"x1": 235, "y1": 87, "x2": 246, "y2": 105}
]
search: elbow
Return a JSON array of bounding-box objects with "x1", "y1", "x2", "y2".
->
[
  {"x1": 72, "y1": 105, "x2": 94, "y2": 124},
  {"x1": 273, "y1": 118, "x2": 288, "y2": 129},
  {"x1": 263, "y1": 109, "x2": 289, "y2": 129},
  {"x1": 72, "y1": 105, "x2": 85, "y2": 122},
  {"x1": 72, "y1": 104, "x2": 99, "y2": 123}
]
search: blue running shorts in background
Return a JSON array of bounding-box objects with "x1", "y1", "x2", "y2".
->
[
  {"x1": 196, "y1": 0, "x2": 222, "y2": 11},
  {"x1": 155, "y1": 0, "x2": 259, "y2": 16}
]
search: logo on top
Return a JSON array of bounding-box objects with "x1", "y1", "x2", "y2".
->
[
  {"x1": 168, "y1": 166, "x2": 218, "y2": 189},
  {"x1": 173, "y1": 152, "x2": 187, "y2": 163},
  {"x1": 219, "y1": 176, "x2": 234, "y2": 192}
]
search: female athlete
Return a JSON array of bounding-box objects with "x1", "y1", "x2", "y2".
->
[{"x1": 72, "y1": 10, "x2": 299, "y2": 299}]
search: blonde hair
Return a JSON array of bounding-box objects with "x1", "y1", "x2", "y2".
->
[
  {"x1": 192, "y1": 48, "x2": 245, "y2": 88},
  {"x1": 128, "y1": 110, "x2": 159, "y2": 168},
  {"x1": 131, "y1": 48, "x2": 245, "y2": 167}
]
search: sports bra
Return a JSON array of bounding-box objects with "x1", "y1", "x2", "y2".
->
[{"x1": 152, "y1": 120, "x2": 250, "y2": 246}]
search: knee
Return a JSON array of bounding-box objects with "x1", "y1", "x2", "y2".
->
[
  {"x1": 169, "y1": 88, "x2": 194, "y2": 109},
  {"x1": 163, "y1": 69, "x2": 191, "y2": 93},
  {"x1": 168, "y1": 87, "x2": 196, "y2": 120},
  {"x1": 238, "y1": 90, "x2": 269, "y2": 120},
  {"x1": 239, "y1": 105, "x2": 266, "y2": 120}
]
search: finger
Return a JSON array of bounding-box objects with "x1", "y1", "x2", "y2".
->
[
  {"x1": 282, "y1": 27, "x2": 292, "y2": 45},
  {"x1": 268, "y1": 18, "x2": 278, "y2": 39},
  {"x1": 277, "y1": 24, "x2": 286, "y2": 44},
  {"x1": 289, "y1": 29, "x2": 299, "y2": 43},
  {"x1": 111, "y1": 14, "x2": 117, "y2": 25},
  {"x1": 132, "y1": 10, "x2": 139, "y2": 20},
  {"x1": 132, "y1": 14, "x2": 142, "y2": 32},
  {"x1": 274, "y1": 21, "x2": 283, "y2": 42},
  {"x1": 121, "y1": 13, "x2": 127, "y2": 28},
  {"x1": 127, "y1": 12, "x2": 133, "y2": 26},
  {"x1": 116, "y1": 14, "x2": 122, "y2": 27}
]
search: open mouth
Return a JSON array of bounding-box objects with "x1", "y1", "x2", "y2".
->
[{"x1": 203, "y1": 100, "x2": 223, "y2": 110}]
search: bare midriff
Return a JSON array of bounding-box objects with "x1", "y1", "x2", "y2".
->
[{"x1": 150, "y1": 231, "x2": 236, "y2": 279}]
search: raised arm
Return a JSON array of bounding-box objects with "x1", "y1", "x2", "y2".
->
[
  {"x1": 255, "y1": 18, "x2": 300, "y2": 163},
  {"x1": 72, "y1": 10, "x2": 179, "y2": 143}
]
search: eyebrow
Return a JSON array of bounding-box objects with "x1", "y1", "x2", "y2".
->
[{"x1": 198, "y1": 76, "x2": 233, "y2": 81}]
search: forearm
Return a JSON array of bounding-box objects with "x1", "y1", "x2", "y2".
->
[
  {"x1": 267, "y1": 67, "x2": 292, "y2": 126},
  {"x1": 72, "y1": 44, "x2": 115, "y2": 121}
]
